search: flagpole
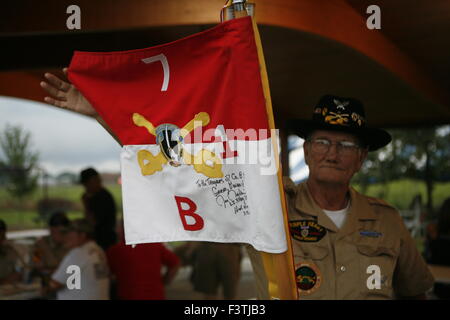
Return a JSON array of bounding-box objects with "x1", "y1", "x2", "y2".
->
[
  {"x1": 221, "y1": 0, "x2": 254, "y2": 21},
  {"x1": 222, "y1": 0, "x2": 298, "y2": 300}
]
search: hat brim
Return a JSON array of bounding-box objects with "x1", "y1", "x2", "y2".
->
[{"x1": 290, "y1": 119, "x2": 391, "y2": 151}]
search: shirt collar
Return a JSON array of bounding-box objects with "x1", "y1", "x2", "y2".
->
[
  {"x1": 294, "y1": 182, "x2": 378, "y2": 233},
  {"x1": 348, "y1": 187, "x2": 378, "y2": 220},
  {"x1": 294, "y1": 183, "x2": 338, "y2": 232}
]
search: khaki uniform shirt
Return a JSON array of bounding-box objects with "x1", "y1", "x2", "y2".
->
[
  {"x1": 284, "y1": 179, "x2": 434, "y2": 299},
  {"x1": 34, "y1": 236, "x2": 68, "y2": 270},
  {"x1": 0, "y1": 242, "x2": 22, "y2": 280}
]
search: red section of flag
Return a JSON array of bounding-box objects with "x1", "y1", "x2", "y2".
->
[{"x1": 68, "y1": 17, "x2": 270, "y2": 145}]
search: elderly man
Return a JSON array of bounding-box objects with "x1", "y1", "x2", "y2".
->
[{"x1": 282, "y1": 95, "x2": 434, "y2": 299}]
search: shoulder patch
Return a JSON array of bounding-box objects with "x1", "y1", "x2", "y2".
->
[{"x1": 366, "y1": 196, "x2": 394, "y2": 209}]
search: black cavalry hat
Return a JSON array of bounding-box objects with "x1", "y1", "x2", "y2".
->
[{"x1": 292, "y1": 95, "x2": 392, "y2": 151}]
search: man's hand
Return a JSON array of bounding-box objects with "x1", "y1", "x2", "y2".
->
[
  {"x1": 42, "y1": 279, "x2": 64, "y2": 296},
  {"x1": 40, "y1": 68, "x2": 97, "y2": 118},
  {"x1": 40, "y1": 68, "x2": 123, "y2": 146}
]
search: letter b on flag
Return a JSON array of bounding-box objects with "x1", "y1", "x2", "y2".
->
[{"x1": 174, "y1": 196, "x2": 204, "y2": 231}]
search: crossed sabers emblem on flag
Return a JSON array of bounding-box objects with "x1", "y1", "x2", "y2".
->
[{"x1": 132, "y1": 112, "x2": 224, "y2": 178}]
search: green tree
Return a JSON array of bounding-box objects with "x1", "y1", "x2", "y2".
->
[
  {"x1": 56, "y1": 171, "x2": 78, "y2": 185},
  {"x1": 353, "y1": 136, "x2": 399, "y2": 197},
  {"x1": 393, "y1": 126, "x2": 450, "y2": 213},
  {"x1": 354, "y1": 125, "x2": 450, "y2": 213},
  {"x1": 0, "y1": 124, "x2": 40, "y2": 205}
]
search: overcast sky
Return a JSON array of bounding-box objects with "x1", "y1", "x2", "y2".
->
[{"x1": 0, "y1": 95, "x2": 122, "y2": 176}]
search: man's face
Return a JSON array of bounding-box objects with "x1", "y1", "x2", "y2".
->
[
  {"x1": 303, "y1": 130, "x2": 368, "y2": 186},
  {"x1": 82, "y1": 175, "x2": 101, "y2": 193},
  {"x1": 50, "y1": 226, "x2": 67, "y2": 245}
]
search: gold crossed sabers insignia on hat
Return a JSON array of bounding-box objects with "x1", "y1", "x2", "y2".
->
[
  {"x1": 324, "y1": 111, "x2": 350, "y2": 125},
  {"x1": 132, "y1": 112, "x2": 223, "y2": 178}
]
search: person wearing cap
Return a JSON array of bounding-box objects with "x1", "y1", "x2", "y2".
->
[
  {"x1": 278, "y1": 95, "x2": 434, "y2": 299},
  {"x1": 48, "y1": 218, "x2": 110, "y2": 300},
  {"x1": 79, "y1": 167, "x2": 117, "y2": 251},
  {"x1": 0, "y1": 219, "x2": 24, "y2": 285},
  {"x1": 33, "y1": 212, "x2": 70, "y2": 274}
]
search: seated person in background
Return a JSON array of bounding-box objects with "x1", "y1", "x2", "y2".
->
[
  {"x1": 106, "y1": 221, "x2": 180, "y2": 300},
  {"x1": 0, "y1": 219, "x2": 24, "y2": 285},
  {"x1": 33, "y1": 212, "x2": 70, "y2": 281},
  {"x1": 47, "y1": 219, "x2": 110, "y2": 300}
]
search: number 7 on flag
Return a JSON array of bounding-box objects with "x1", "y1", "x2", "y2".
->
[{"x1": 141, "y1": 54, "x2": 170, "y2": 92}]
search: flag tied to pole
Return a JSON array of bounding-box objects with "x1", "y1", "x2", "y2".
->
[{"x1": 68, "y1": 16, "x2": 287, "y2": 253}]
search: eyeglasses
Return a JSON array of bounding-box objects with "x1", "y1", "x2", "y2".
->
[{"x1": 307, "y1": 138, "x2": 361, "y2": 155}]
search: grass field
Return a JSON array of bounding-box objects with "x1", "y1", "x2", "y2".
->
[
  {"x1": 0, "y1": 183, "x2": 123, "y2": 207},
  {"x1": 353, "y1": 179, "x2": 450, "y2": 214},
  {"x1": 0, "y1": 183, "x2": 122, "y2": 230},
  {"x1": 0, "y1": 179, "x2": 449, "y2": 231},
  {"x1": 0, "y1": 210, "x2": 85, "y2": 230}
]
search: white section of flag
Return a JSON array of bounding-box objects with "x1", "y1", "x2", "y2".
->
[{"x1": 120, "y1": 138, "x2": 287, "y2": 253}]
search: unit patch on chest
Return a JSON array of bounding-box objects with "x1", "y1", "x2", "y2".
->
[
  {"x1": 289, "y1": 220, "x2": 327, "y2": 242},
  {"x1": 295, "y1": 262, "x2": 322, "y2": 295}
]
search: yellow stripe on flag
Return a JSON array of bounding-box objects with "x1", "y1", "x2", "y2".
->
[{"x1": 250, "y1": 17, "x2": 298, "y2": 300}]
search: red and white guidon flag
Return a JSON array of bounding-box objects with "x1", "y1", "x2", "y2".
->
[{"x1": 68, "y1": 17, "x2": 287, "y2": 253}]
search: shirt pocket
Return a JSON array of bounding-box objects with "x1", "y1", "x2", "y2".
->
[
  {"x1": 295, "y1": 245, "x2": 329, "y2": 262},
  {"x1": 357, "y1": 243, "x2": 399, "y2": 299}
]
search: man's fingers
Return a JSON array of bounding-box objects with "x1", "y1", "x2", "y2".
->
[
  {"x1": 40, "y1": 81, "x2": 59, "y2": 96},
  {"x1": 44, "y1": 96, "x2": 67, "y2": 109},
  {"x1": 40, "y1": 81, "x2": 67, "y2": 100},
  {"x1": 44, "y1": 72, "x2": 71, "y2": 92},
  {"x1": 44, "y1": 73, "x2": 63, "y2": 88}
]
